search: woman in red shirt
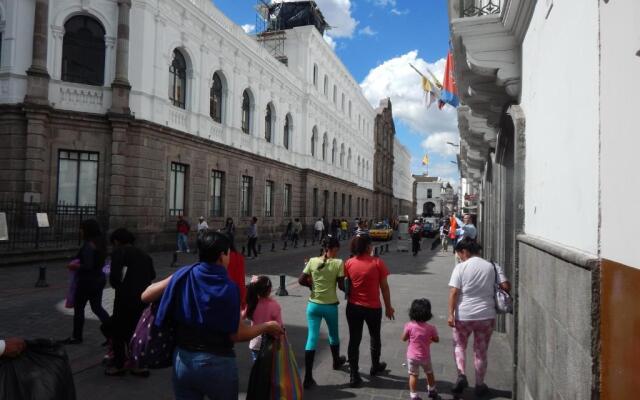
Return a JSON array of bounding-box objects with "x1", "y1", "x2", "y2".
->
[{"x1": 344, "y1": 234, "x2": 395, "y2": 388}]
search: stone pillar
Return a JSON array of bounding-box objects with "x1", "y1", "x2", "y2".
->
[
  {"x1": 108, "y1": 117, "x2": 130, "y2": 229},
  {"x1": 110, "y1": 0, "x2": 132, "y2": 114},
  {"x1": 22, "y1": 107, "x2": 49, "y2": 203},
  {"x1": 25, "y1": 0, "x2": 50, "y2": 104}
]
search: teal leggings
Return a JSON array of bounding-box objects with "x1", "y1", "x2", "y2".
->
[{"x1": 305, "y1": 302, "x2": 340, "y2": 351}]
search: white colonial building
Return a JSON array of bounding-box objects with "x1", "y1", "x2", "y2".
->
[
  {"x1": 392, "y1": 139, "x2": 413, "y2": 217},
  {"x1": 413, "y1": 175, "x2": 443, "y2": 218},
  {"x1": 0, "y1": 0, "x2": 393, "y2": 245}
]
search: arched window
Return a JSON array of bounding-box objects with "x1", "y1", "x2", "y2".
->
[
  {"x1": 347, "y1": 148, "x2": 352, "y2": 170},
  {"x1": 348, "y1": 101, "x2": 352, "y2": 118},
  {"x1": 341, "y1": 93, "x2": 345, "y2": 111},
  {"x1": 333, "y1": 85, "x2": 337, "y2": 104},
  {"x1": 242, "y1": 90, "x2": 252, "y2": 134},
  {"x1": 313, "y1": 64, "x2": 318, "y2": 87},
  {"x1": 322, "y1": 133, "x2": 328, "y2": 161},
  {"x1": 331, "y1": 139, "x2": 337, "y2": 164},
  {"x1": 283, "y1": 114, "x2": 291, "y2": 150},
  {"x1": 210, "y1": 72, "x2": 223, "y2": 122},
  {"x1": 427, "y1": 188, "x2": 432, "y2": 199},
  {"x1": 311, "y1": 127, "x2": 318, "y2": 157},
  {"x1": 62, "y1": 15, "x2": 106, "y2": 86},
  {"x1": 340, "y1": 144, "x2": 345, "y2": 167},
  {"x1": 265, "y1": 103, "x2": 274, "y2": 143},
  {"x1": 169, "y1": 49, "x2": 187, "y2": 108},
  {"x1": 323, "y1": 75, "x2": 328, "y2": 96},
  {"x1": 357, "y1": 157, "x2": 361, "y2": 176}
]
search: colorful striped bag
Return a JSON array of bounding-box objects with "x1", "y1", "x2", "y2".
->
[{"x1": 271, "y1": 334, "x2": 303, "y2": 400}]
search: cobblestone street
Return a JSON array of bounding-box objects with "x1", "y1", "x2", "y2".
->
[{"x1": 0, "y1": 240, "x2": 512, "y2": 399}]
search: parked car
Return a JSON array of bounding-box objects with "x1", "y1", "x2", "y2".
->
[{"x1": 369, "y1": 222, "x2": 393, "y2": 241}]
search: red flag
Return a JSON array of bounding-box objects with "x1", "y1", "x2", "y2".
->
[{"x1": 439, "y1": 52, "x2": 460, "y2": 109}]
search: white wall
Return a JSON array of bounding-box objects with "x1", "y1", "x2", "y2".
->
[
  {"x1": 521, "y1": 0, "x2": 600, "y2": 254},
  {"x1": 599, "y1": 0, "x2": 640, "y2": 268},
  {"x1": 393, "y1": 139, "x2": 413, "y2": 202},
  {"x1": 415, "y1": 181, "x2": 442, "y2": 216}
]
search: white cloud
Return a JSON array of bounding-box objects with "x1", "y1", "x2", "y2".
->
[
  {"x1": 360, "y1": 50, "x2": 460, "y2": 178},
  {"x1": 241, "y1": 24, "x2": 255, "y2": 34},
  {"x1": 391, "y1": 8, "x2": 409, "y2": 15},
  {"x1": 323, "y1": 34, "x2": 337, "y2": 50},
  {"x1": 361, "y1": 50, "x2": 458, "y2": 136},
  {"x1": 372, "y1": 0, "x2": 397, "y2": 6},
  {"x1": 421, "y1": 132, "x2": 460, "y2": 156},
  {"x1": 272, "y1": 0, "x2": 358, "y2": 38},
  {"x1": 428, "y1": 162, "x2": 460, "y2": 182},
  {"x1": 358, "y1": 26, "x2": 377, "y2": 36}
]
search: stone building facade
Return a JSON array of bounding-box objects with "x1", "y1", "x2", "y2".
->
[
  {"x1": 0, "y1": 0, "x2": 387, "y2": 247},
  {"x1": 372, "y1": 98, "x2": 394, "y2": 221},
  {"x1": 449, "y1": 0, "x2": 640, "y2": 398}
]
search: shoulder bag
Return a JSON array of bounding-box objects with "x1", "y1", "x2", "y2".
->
[{"x1": 492, "y1": 262, "x2": 513, "y2": 314}]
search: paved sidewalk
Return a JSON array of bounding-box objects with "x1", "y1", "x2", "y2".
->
[{"x1": 0, "y1": 239, "x2": 513, "y2": 399}]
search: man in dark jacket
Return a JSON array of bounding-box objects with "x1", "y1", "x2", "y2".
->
[{"x1": 106, "y1": 228, "x2": 156, "y2": 375}]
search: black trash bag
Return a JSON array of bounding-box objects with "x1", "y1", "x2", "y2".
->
[
  {"x1": 246, "y1": 334, "x2": 276, "y2": 400},
  {"x1": 0, "y1": 339, "x2": 76, "y2": 400}
]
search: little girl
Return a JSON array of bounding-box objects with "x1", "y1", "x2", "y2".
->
[
  {"x1": 245, "y1": 275, "x2": 284, "y2": 360},
  {"x1": 402, "y1": 298, "x2": 439, "y2": 400}
]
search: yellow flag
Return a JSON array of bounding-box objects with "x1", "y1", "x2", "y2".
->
[
  {"x1": 422, "y1": 154, "x2": 429, "y2": 165},
  {"x1": 421, "y1": 77, "x2": 432, "y2": 92}
]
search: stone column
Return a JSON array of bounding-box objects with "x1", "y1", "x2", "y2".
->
[
  {"x1": 25, "y1": 0, "x2": 50, "y2": 104},
  {"x1": 22, "y1": 108, "x2": 49, "y2": 203},
  {"x1": 110, "y1": 0, "x2": 132, "y2": 114},
  {"x1": 107, "y1": 117, "x2": 130, "y2": 229}
]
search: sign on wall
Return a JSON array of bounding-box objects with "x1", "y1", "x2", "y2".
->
[
  {"x1": 0, "y1": 212, "x2": 7, "y2": 241},
  {"x1": 36, "y1": 213, "x2": 50, "y2": 228}
]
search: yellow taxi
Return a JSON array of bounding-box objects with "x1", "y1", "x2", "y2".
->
[{"x1": 369, "y1": 222, "x2": 394, "y2": 241}]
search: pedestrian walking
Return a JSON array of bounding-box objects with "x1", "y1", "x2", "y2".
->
[
  {"x1": 176, "y1": 215, "x2": 191, "y2": 253},
  {"x1": 197, "y1": 216, "x2": 209, "y2": 233},
  {"x1": 244, "y1": 276, "x2": 283, "y2": 361},
  {"x1": 63, "y1": 219, "x2": 110, "y2": 345},
  {"x1": 224, "y1": 217, "x2": 236, "y2": 243},
  {"x1": 105, "y1": 228, "x2": 156, "y2": 376},
  {"x1": 298, "y1": 235, "x2": 347, "y2": 389},
  {"x1": 247, "y1": 217, "x2": 259, "y2": 259},
  {"x1": 314, "y1": 218, "x2": 325, "y2": 242},
  {"x1": 344, "y1": 234, "x2": 395, "y2": 388},
  {"x1": 292, "y1": 218, "x2": 302, "y2": 248},
  {"x1": 448, "y1": 238, "x2": 511, "y2": 397},
  {"x1": 439, "y1": 222, "x2": 450, "y2": 253},
  {"x1": 410, "y1": 220, "x2": 422, "y2": 256},
  {"x1": 340, "y1": 219, "x2": 348, "y2": 240},
  {"x1": 141, "y1": 231, "x2": 284, "y2": 400},
  {"x1": 402, "y1": 298, "x2": 440, "y2": 400}
]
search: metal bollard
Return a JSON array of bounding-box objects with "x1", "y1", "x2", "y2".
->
[
  {"x1": 374, "y1": 246, "x2": 379, "y2": 257},
  {"x1": 241, "y1": 246, "x2": 246, "y2": 256},
  {"x1": 385, "y1": 243, "x2": 390, "y2": 253},
  {"x1": 282, "y1": 241, "x2": 288, "y2": 250},
  {"x1": 303, "y1": 239, "x2": 307, "y2": 247},
  {"x1": 35, "y1": 266, "x2": 49, "y2": 288},
  {"x1": 258, "y1": 244, "x2": 262, "y2": 254},
  {"x1": 271, "y1": 242, "x2": 276, "y2": 252},
  {"x1": 170, "y1": 251, "x2": 178, "y2": 268},
  {"x1": 275, "y1": 274, "x2": 289, "y2": 296}
]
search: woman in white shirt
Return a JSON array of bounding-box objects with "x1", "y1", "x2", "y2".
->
[{"x1": 447, "y1": 238, "x2": 510, "y2": 397}]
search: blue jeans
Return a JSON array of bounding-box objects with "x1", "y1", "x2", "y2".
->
[
  {"x1": 305, "y1": 302, "x2": 340, "y2": 351},
  {"x1": 177, "y1": 233, "x2": 189, "y2": 252},
  {"x1": 172, "y1": 347, "x2": 238, "y2": 400}
]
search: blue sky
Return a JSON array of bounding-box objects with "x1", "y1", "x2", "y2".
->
[{"x1": 213, "y1": 0, "x2": 460, "y2": 184}]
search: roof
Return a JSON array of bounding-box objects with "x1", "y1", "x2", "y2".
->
[{"x1": 412, "y1": 175, "x2": 439, "y2": 183}]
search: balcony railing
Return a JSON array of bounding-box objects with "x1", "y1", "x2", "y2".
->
[{"x1": 459, "y1": 0, "x2": 502, "y2": 17}]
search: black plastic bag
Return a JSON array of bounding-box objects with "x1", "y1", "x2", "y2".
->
[
  {"x1": 0, "y1": 339, "x2": 76, "y2": 400},
  {"x1": 246, "y1": 334, "x2": 275, "y2": 400}
]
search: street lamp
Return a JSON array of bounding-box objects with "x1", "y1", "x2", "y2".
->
[
  {"x1": 446, "y1": 142, "x2": 460, "y2": 147},
  {"x1": 450, "y1": 161, "x2": 457, "y2": 165}
]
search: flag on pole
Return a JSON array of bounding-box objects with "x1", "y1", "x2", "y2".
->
[
  {"x1": 421, "y1": 77, "x2": 437, "y2": 108},
  {"x1": 422, "y1": 154, "x2": 429, "y2": 166},
  {"x1": 438, "y1": 52, "x2": 460, "y2": 109}
]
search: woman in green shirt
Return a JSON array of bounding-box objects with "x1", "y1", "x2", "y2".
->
[{"x1": 298, "y1": 235, "x2": 347, "y2": 389}]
